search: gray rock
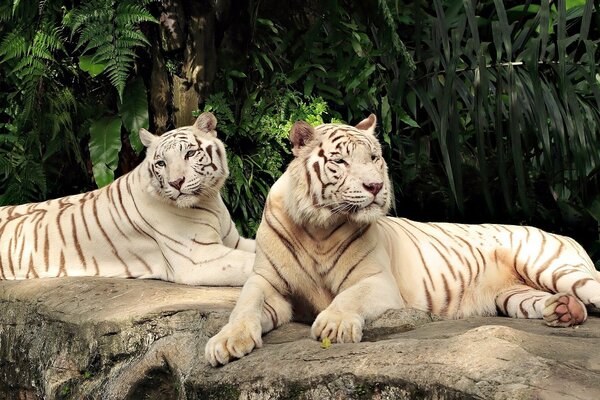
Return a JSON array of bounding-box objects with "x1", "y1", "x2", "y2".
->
[{"x1": 1, "y1": 277, "x2": 599, "y2": 399}]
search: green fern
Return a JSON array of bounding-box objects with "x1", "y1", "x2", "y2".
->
[
  {"x1": 0, "y1": 18, "x2": 66, "y2": 120},
  {"x1": 0, "y1": 0, "x2": 155, "y2": 205},
  {"x1": 0, "y1": 2, "x2": 81, "y2": 205},
  {"x1": 0, "y1": 29, "x2": 27, "y2": 61},
  {"x1": 66, "y1": 0, "x2": 156, "y2": 98},
  {"x1": 0, "y1": 130, "x2": 49, "y2": 205},
  {"x1": 0, "y1": 0, "x2": 36, "y2": 23}
]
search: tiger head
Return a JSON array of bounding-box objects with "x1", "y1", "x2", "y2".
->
[
  {"x1": 139, "y1": 112, "x2": 229, "y2": 208},
  {"x1": 285, "y1": 114, "x2": 391, "y2": 227}
]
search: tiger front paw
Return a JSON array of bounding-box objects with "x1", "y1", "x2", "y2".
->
[
  {"x1": 204, "y1": 317, "x2": 262, "y2": 367},
  {"x1": 543, "y1": 293, "x2": 587, "y2": 327},
  {"x1": 310, "y1": 309, "x2": 364, "y2": 343}
]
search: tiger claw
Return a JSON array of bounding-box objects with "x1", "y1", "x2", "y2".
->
[
  {"x1": 205, "y1": 318, "x2": 263, "y2": 367},
  {"x1": 311, "y1": 309, "x2": 364, "y2": 343}
]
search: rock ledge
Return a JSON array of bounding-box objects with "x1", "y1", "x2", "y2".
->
[{"x1": 1, "y1": 277, "x2": 599, "y2": 399}]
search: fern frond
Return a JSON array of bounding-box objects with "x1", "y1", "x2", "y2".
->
[
  {"x1": 115, "y1": 3, "x2": 157, "y2": 26},
  {"x1": 0, "y1": 29, "x2": 27, "y2": 62},
  {"x1": 11, "y1": 57, "x2": 45, "y2": 77},
  {"x1": 0, "y1": 3, "x2": 12, "y2": 22},
  {"x1": 47, "y1": 87, "x2": 76, "y2": 136},
  {"x1": 0, "y1": 0, "x2": 36, "y2": 23},
  {"x1": 112, "y1": 47, "x2": 137, "y2": 58},
  {"x1": 67, "y1": 0, "x2": 156, "y2": 98},
  {"x1": 79, "y1": 32, "x2": 112, "y2": 55},
  {"x1": 104, "y1": 57, "x2": 132, "y2": 94},
  {"x1": 114, "y1": 28, "x2": 150, "y2": 46},
  {"x1": 50, "y1": 87, "x2": 77, "y2": 112},
  {"x1": 21, "y1": 160, "x2": 46, "y2": 194},
  {"x1": 67, "y1": 3, "x2": 112, "y2": 37},
  {"x1": 33, "y1": 24, "x2": 65, "y2": 54},
  {"x1": 27, "y1": 44, "x2": 54, "y2": 62},
  {"x1": 0, "y1": 175, "x2": 44, "y2": 205},
  {"x1": 0, "y1": 151, "x2": 14, "y2": 177}
]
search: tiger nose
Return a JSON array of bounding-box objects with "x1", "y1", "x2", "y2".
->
[
  {"x1": 363, "y1": 182, "x2": 383, "y2": 195},
  {"x1": 169, "y1": 177, "x2": 185, "y2": 190}
]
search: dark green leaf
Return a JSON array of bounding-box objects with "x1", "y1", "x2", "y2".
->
[
  {"x1": 89, "y1": 117, "x2": 122, "y2": 187},
  {"x1": 118, "y1": 78, "x2": 148, "y2": 154}
]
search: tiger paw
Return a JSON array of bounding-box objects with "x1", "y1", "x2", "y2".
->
[
  {"x1": 543, "y1": 293, "x2": 587, "y2": 327},
  {"x1": 311, "y1": 309, "x2": 364, "y2": 343},
  {"x1": 204, "y1": 318, "x2": 262, "y2": 367}
]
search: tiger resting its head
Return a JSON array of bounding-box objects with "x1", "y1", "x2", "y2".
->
[
  {"x1": 285, "y1": 114, "x2": 391, "y2": 226},
  {"x1": 139, "y1": 112, "x2": 229, "y2": 208}
]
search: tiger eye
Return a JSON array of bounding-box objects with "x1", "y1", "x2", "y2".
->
[
  {"x1": 155, "y1": 160, "x2": 166, "y2": 167},
  {"x1": 185, "y1": 149, "x2": 197, "y2": 159}
]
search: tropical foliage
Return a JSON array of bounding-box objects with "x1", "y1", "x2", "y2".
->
[
  {"x1": 406, "y1": 0, "x2": 600, "y2": 222},
  {"x1": 65, "y1": 0, "x2": 156, "y2": 98},
  {"x1": 400, "y1": 0, "x2": 600, "y2": 256},
  {"x1": 1, "y1": 0, "x2": 599, "y2": 255},
  {"x1": 0, "y1": 0, "x2": 153, "y2": 203},
  {"x1": 204, "y1": 89, "x2": 339, "y2": 235}
]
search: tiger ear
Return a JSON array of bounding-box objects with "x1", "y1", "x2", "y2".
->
[
  {"x1": 355, "y1": 114, "x2": 377, "y2": 134},
  {"x1": 139, "y1": 128, "x2": 157, "y2": 148},
  {"x1": 290, "y1": 121, "x2": 316, "y2": 157},
  {"x1": 194, "y1": 112, "x2": 218, "y2": 137}
]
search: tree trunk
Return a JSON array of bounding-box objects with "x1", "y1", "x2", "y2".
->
[{"x1": 148, "y1": 0, "x2": 221, "y2": 133}]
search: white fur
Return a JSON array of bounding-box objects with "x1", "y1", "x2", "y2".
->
[
  {"x1": 0, "y1": 113, "x2": 255, "y2": 286},
  {"x1": 206, "y1": 115, "x2": 600, "y2": 366}
]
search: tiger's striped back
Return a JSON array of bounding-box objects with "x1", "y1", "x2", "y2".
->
[{"x1": 0, "y1": 112, "x2": 255, "y2": 286}]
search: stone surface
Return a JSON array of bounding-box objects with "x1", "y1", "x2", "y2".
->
[{"x1": 1, "y1": 277, "x2": 599, "y2": 400}]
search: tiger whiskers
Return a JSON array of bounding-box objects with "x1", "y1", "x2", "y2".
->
[
  {"x1": 330, "y1": 203, "x2": 360, "y2": 214},
  {"x1": 191, "y1": 184, "x2": 220, "y2": 199}
]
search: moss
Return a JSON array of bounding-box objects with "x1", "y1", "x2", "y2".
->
[
  {"x1": 57, "y1": 380, "x2": 78, "y2": 400},
  {"x1": 60, "y1": 385, "x2": 70, "y2": 397},
  {"x1": 354, "y1": 383, "x2": 372, "y2": 398}
]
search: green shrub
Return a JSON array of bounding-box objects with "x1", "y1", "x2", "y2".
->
[{"x1": 202, "y1": 88, "x2": 340, "y2": 236}]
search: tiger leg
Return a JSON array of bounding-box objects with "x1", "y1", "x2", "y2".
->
[
  {"x1": 205, "y1": 274, "x2": 292, "y2": 366},
  {"x1": 311, "y1": 272, "x2": 404, "y2": 343},
  {"x1": 495, "y1": 284, "x2": 587, "y2": 327},
  {"x1": 545, "y1": 267, "x2": 600, "y2": 309}
]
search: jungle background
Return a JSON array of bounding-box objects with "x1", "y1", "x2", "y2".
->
[{"x1": 1, "y1": 0, "x2": 600, "y2": 262}]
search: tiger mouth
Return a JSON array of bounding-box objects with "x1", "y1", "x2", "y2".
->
[
  {"x1": 170, "y1": 191, "x2": 192, "y2": 201},
  {"x1": 329, "y1": 200, "x2": 384, "y2": 214},
  {"x1": 173, "y1": 191, "x2": 200, "y2": 199}
]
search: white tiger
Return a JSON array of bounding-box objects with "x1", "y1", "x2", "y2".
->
[
  {"x1": 205, "y1": 114, "x2": 600, "y2": 366},
  {"x1": 0, "y1": 112, "x2": 255, "y2": 286}
]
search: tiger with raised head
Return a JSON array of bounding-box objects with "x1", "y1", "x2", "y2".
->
[
  {"x1": 205, "y1": 114, "x2": 600, "y2": 366},
  {"x1": 0, "y1": 112, "x2": 255, "y2": 286}
]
